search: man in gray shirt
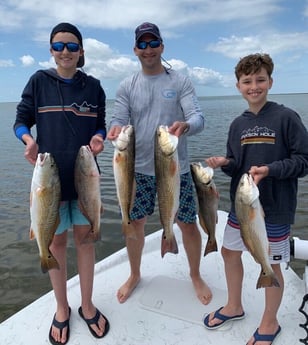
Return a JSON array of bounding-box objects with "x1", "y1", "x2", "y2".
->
[{"x1": 107, "y1": 22, "x2": 211, "y2": 305}]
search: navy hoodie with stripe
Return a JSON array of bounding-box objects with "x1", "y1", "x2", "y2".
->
[
  {"x1": 221, "y1": 101, "x2": 308, "y2": 224},
  {"x1": 14, "y1": 68, "x2": 106, "y2": 201}
]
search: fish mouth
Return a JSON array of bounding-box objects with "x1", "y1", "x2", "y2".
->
[
  {"x1": 157, "y1": 125, "x2": 178, "y2": 155},
  {"x1": 112, "y1": 125, "x2": 134, "y2": 151},
  {"x1": 38, "y1": 153, "x2": 48, "y2": 166}
]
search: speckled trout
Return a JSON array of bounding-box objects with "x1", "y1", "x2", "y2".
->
[
  {"x1": 75, "y1": 145, "x2": 102, "y2": 243},
  {"x1": 235, "y1": 173, "x2": 280, "y2": 288},
  {"x1": 112, "y1": 125, "x2": 136, "y2": 238},
  {"x1": 190, "y1": 163, "x2": 219, "y2": 256},
  {"x1": 30, "y1": 153, "x2": 61, "y2": 273},
  {"x1": 155, "y1": 125, "x2": 180, "y2": 258}
]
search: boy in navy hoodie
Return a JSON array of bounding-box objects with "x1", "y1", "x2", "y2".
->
[
  {"x1": 203, "y1": 53, "x2": 308, "y2": 344},
  {"x1": 14, "y1": 23, "x2": 109, "y2": 344}
]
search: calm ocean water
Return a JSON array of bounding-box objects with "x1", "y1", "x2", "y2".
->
[{"x1": 1, "y1": 94, "x2": 308, "y2": 322}]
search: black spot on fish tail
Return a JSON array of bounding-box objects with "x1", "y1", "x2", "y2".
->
[
  {"x1": 41, "y1": 253, "x2": 59, "y2": 273},
  {"x1": 203, "y1": 238, "x2": 218, "y2": 256},
  {"x1": 122, "y1": 222, "x2": 137, "y2": 240},
  {"x1": 161, "y1": 231, "x2": 179, "y2": 258},
  {"x1": 256, "y1": 270, "x2": 280, "y2": 288}
]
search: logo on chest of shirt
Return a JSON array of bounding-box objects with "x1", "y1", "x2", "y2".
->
[
  {"x1": 240, "y1": 126, "x2": 276, "y2": 145},
  {"x1": 162, "y1": 89, "x2": 177, "y2": 99},
  {"x1": 70, "y1": 101, "x2": 97, "y2": 117}
]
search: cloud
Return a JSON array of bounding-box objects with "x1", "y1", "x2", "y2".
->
[
  {"x1": 20, "y1": 55, "x2": 35, "y2": 67},
  {"x1": 0, "y1": 0, "x2": 283, "y2": 32},
  {"x1": 207, "y1": 32, "x2": 308, "y2": 59},
  {"x1": 0, "y1": 59, "x2": 14, "y2": 67}
]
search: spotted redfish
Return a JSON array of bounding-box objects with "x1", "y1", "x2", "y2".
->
[
  {"x1": 190, "y1": 162, "x2": 219, "y2": 256},
  {"x1": 235, "y1": 173, "x2": 280, "y2": 288},
  {"x1": 112, "y1": 125, "x2": 136, "y2": 238},
  {"x1": 75, "y1": 145, "x2": 102, "y2": 242},
  {"x1": 155, "y1": 125, "x2": 180, "y2": 258},
  {"x1": 30, "y1": 153, "x2": 61, "y2": 273}
]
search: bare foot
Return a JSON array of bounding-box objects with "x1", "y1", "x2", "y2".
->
[
  {"x1": 192, "y1": 276, "x2": 212, "y2": 305},
  {"x1": 117, "y1": 275, "x2": 140, "y2": 303}
]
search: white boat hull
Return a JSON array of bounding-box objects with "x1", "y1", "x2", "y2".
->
[{"x1": 0, "y1": 210, "x2": 306, "y2": 344}]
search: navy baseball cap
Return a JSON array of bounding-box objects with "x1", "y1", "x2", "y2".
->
[
  {"x1": 50, "y1": 22, "x2": 85, "y2": 68},
  {"x1": 135, "y1": 22, "x2": 162, "y2": 42}
]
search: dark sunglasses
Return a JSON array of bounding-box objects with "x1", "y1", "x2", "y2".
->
[
  {"x1": 136, "y1": 40, "x2": 161, "y2": 50},
  {"x1": 51, "y1": 42, "x2": 80, "y2": 52}
]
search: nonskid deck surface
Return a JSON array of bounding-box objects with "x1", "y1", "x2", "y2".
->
[{"x1": 0, "y1": 211, "x2": 306, "y2": 344}]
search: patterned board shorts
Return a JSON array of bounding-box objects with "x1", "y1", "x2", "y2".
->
[
  {"x1": 223, "y1": 212, "x2": 290, "y2": 264},
  {"x1": 130, "y1": 172, "x2": 197, "y2": 223}
]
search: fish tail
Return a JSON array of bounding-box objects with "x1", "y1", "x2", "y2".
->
[
  {"x1": 203, "y1": 238, "x2": 218, "y2": 256},
  {"x1": 41, "y1": 253, "x2": 60, "y2": 273},
  {"x1": 161, "y1": 231, "x2": 179, "y2": 258},
  {"x1": 256, "y1": 271, "x2": 280, "y2": 288},
  {"x1": 82, "y1": 226, "x2": 101, "y2": 243},
  {"x1": 122, "y1": 222, "x2": 137, "y2": 240}
]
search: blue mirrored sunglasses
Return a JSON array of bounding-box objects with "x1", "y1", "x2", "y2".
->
[
  {"x1": 136, "y1": 40, "x2": 161, "y2": 50},
  {"x1": 51, "y1": 42, "x2": 80, "y2": 52}
]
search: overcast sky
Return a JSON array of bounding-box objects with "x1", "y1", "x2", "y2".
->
[{"x1": 0, "y1": 0, "x2": 308, "y2": 102}]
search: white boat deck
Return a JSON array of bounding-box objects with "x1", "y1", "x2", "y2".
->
[{"x1": 0, "y1": 210, "x2": 306, "y2": 344}]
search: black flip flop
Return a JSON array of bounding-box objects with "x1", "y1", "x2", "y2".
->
[
  {"x1": 78, "y1": 306, "x2": 110, "y2": 338},
  {"x1": 49, "y1": 307, "x2": 71, "y2": 345}
]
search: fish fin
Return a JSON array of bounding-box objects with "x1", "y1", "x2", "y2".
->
[
  {"x1": 40, "y1": 253, "x2": 60, "y2": 273},
  {"x1": 248, "y1": 207, "x2": 257, "y2": 221},
  {"x1": 169, "y1": 159, "x2": 178, "y2": 176},
  {"x1": 29, "y1": 228, "x2": 35, "y2": 240},
  {"x1": 129, "y1": 179, "x2": 137, "y2": 213},
  {"x1": 90, "y1": 169, "x2": 100, "y2": 177},
  {"x1": 122, "y1": 222, "x2": 137, "y2": 240},
  {"x1": 204, "y1": 237, "x2": 218, "y2": 256},
  {"x1": 161, "y1": 230, "x2": 179, "y2": 258},
  {"x1": 256, "y1": 270, "x2": 280, "y2": 288},
  {"x1": 37, "y1": 186, "x2": 47, "y2": 196}
]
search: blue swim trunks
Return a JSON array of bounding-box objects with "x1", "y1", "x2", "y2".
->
[
  {"x1": 55, "y1": 200, "x2": 90, "y2": 235},
  {"x1": 130, "y1": 172, "x2": 197, "y2": 223}
]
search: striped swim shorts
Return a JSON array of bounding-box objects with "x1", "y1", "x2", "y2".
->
[
  {"x1": 130, "y1": 172, "x2": 197, "y2": 223},
  {"x1": 223, "y1": 212, "x2": 290, "y2": 263}
]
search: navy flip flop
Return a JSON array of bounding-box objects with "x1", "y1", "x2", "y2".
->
[
  {"x1": 203, "y1": 306, "x2": 245, "y2": 330},
  {"x1": 249, "y1": 325, "x2": 281, "y2": 345},
  {"x1": 78, "y1": 306, "x2": 110, "y2": 338},
  {"x1": 49, "y1": 307, "x2": 71, "y2": 345}
]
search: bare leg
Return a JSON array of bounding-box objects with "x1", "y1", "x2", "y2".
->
[
  {"x1": 49, "y1": 231, "x2": 70, "y2": 344},
  {"x1": 117, "y1": 217, "x2": 146, "y2": 303},
  {"x1": 206, "y1": 247, "x2": 244, "y2": 326},
  {"x1": 246, "y1": 263, "x2": 283, "y2": 345},
  {"x1": 74, "y1": 224, "x2": 107, "y2": 337},
  {"x1": 177, "y1": 221, "x2": 212, "y2": 305}
]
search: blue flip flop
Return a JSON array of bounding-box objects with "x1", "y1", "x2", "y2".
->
[
  {"x1": 249, "y1": 325, "x2": 281, "y2": 344},
  {"x1": 203, "y1": 306, "x2": 245, "y2": 330}
]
